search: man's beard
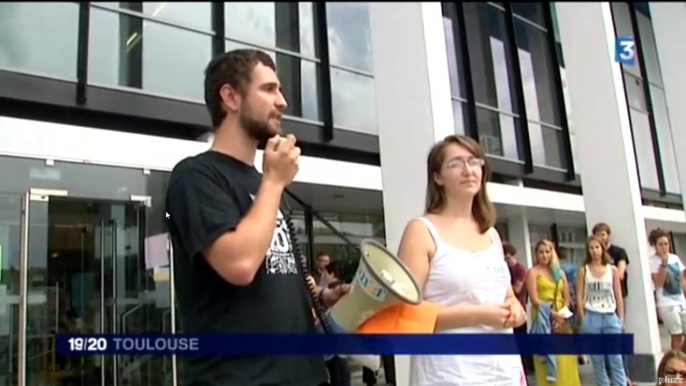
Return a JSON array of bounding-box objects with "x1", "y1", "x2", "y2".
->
[{"x1": 239, "y1": 107, "x2": 280, "y2": 146}]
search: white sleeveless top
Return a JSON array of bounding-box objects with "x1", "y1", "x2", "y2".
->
[
  {"x1": 583, "y1": 264, "x2": 617, "y2": 314},
  {"x1": 409, "y1": 217, "x2": 525, "y2": 386}
]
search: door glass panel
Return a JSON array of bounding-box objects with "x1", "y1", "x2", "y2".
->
[
  {"x1": 22, "y1": 194, "x2": 172, "y2": 386},
  {"x1": 0, "y1": 194, "x2": 22, "y2": 386}
]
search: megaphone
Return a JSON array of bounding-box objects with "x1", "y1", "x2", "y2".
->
[{"x1": 321, "y1": 238, "x2": 423, "y2": 334}]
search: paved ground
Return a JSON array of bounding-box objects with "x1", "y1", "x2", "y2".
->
[{"x1": 350, "y1": 325, "x2": 671, "y2": 386}]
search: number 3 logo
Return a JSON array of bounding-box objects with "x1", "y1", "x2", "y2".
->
[
  {"x1": 616, "y1": 36, "x2": 636, "y2": 65},
  {"x1": 619, "y1": 41, "x2": 635, "y2": 60}
]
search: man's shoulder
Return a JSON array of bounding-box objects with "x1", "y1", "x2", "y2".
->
[{"x1": 514, "y1": 262, "x2": 527, "y2": 276}]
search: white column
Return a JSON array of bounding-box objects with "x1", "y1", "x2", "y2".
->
[
  {"x1": 369, "y1": 3, "x2": 454, "y2": 386},
  {"x1": 555, "y1": 2, "x2": 660, "y2": 381},
  {"x1": 650, "y1": 3, "x2": 686, "y2": 209},
  {"x1": 507, "y1": 211, "x2": 534, "y2": 270}
]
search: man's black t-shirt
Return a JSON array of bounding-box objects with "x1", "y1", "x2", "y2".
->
[
  {"x1": 607, "y1": 244, "x2": 629, "y2": 298},
  {"x1": 165, "y1": 150, "x2": 327, "y2": 386}
]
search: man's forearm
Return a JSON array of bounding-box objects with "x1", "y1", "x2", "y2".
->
[{"x1": 208, "y1": 178, "x2": 284, "y2": 285}]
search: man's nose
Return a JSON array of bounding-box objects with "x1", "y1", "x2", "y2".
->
[{"x1": 276, "y1": 91, "x2": 288, "y2": 111}]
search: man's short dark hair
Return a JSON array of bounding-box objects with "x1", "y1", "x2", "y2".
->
[
  {"x1": 316, "y1": 252, "x2": 329, "y2": 260},
  {"x1": 502, "y1": 242, "x2": 517, "y2": 257},
  {"x1": 203, "y1": 49, "x2": 276, "y2": 128},
  {"x1": 592, "y1": 222, "x2": 611, "y2": 235}
]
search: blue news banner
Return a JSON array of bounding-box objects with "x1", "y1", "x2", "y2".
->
[{"x1": 56, "y1": 333, "x2": 633, "y2": 356}]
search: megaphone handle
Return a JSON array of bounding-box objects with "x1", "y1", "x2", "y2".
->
[{"x1": 282, "y1": 203, "x2": 334, "y2": 335}]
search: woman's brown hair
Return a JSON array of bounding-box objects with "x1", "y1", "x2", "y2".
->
[
  {"x1": 425, "y1": 135, "x2": 495, "y2": 233},
  {"x1": 583, "y1": 235, "x2": 612, "y2": 265},
  {"x1": 657, "y1": 349, "x2": 686, "y2": 384},
  {"x1": 649, "y1": 228, "x2": 670, "y2": 247}
]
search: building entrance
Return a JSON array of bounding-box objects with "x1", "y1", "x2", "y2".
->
[{"x1": 18, "y1": 189, "x2": 173, "y2": 386}]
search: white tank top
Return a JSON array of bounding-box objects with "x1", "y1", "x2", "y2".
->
[
  {"x1": 409, "y1": 217, "x2": 525, "y2": 386},
  {"x1": 583, "y1": 264, "x2": 617, "y2": 314}
]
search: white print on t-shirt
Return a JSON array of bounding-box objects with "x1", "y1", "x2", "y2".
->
[{"x1": 250, "y1": 195, "x2": 298, "y2": 275}]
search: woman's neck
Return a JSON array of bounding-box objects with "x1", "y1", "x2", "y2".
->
[
  {"x1": 589, "y1": 260, "x2": 604, "y2": 266},
  {"x1": 441, "y1": 195, "x2": 474, "y2": 220}
]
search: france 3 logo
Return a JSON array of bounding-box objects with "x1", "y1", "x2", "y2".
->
[{"x1": 615, "y1": 35, "x2": 636, "y2": 66}]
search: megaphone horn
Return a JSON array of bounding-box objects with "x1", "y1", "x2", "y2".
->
[{"x1": 323, "y1": 238, "x2": 423, "y2": 334}]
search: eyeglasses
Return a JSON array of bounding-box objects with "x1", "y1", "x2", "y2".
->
[{"x1": 446, "y1": 157, "x2": 485, "y2": 170}]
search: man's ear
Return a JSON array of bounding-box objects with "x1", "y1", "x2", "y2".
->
[{"x1": 219, "y1": 84, "x2": 241, "y2": 113}]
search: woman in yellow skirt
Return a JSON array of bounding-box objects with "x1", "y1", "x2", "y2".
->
[{"x1": 526, "y1": 239, "x2": 581, "y2": 386}]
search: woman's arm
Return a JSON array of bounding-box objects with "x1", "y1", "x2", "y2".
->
[
  {"x1": 397, "y1": 219, "x2": 487, "y2": 332},
  {"x1": 525, "y1": 268, "x2": 541, "y2": 308},
  {"x1": 576, "y1": 266, "x2": 586, "y2": 320},
  {"x1": 612, "y1": 266, "x2": 624, "y2": 321}
]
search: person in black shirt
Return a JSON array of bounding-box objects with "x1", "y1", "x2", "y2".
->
[
  {"x1": 165, "y1": 49, "x2": 350, "y2": 386},
  {"x1": 592, "y1": 223, "x2": 629, "y2": 299}
]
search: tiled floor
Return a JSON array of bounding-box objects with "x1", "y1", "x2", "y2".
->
[{"x1": 350, "y1": 325, "x2": 671, "y2": 386}]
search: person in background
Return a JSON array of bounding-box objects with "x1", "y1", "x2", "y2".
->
[
  {"x1": 650, "y1": 229, "x2": 686, "y2": 350},
  {"x1": 321, "y1": 260, "x2": 352, "y2": 386},
  {"x1": 315, "y1": 252, "x2": 332, "y2": 288},
  {"x1": 503, "y1": 241, "x2": 533, "y2": 375},
  {"x1": 592, "y1": 222, "x2": 632, "y2": 383},
  {"x1": 656, "y1": 350, "x2": 686, "y2": 386},
  {"x1": 527, "y1": 239, "x2": 581, "y2": 386},
  {"x1": 576, "y1": 235, "x2": 627, "y2": 386},
  {"x1": 556, "y1": 247, "x2": 586, "y2": 366}
]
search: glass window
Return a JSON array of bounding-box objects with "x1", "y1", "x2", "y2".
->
[
  {"x1": 452, "y1": 100, "x2": 468, "y2": 136},
  {"x1": 476, "y1": 107, "x2": 523, "y2": 161},
  {"x1": 530, "y1": 123, "x2": 567, "y2": 170},
  {"x1": 636, "y1": 12, "x2": 663, "y2": 87},
  {"x1": 650, "y1": 86, "x2": 680, "y2": 194},
  {"x1": 89, "y1": 8, "x2": 212, "y2": 102},
  {"x1": 629, "y1": 109, "x2": 660, "y2": 191},
  {"x1": 624, "y1": 72, "x2": 648, "y2": 112},
  {"x1": 223, "y1": 40, "x2": 321, "y2": 123},
  {"x1": 515, "y1": 19, "x2": 562, "y2": 127},
  {"x1": 611, "y1": 2, "x2": 643, "y2": 79},
  {"x1": 92, "y1": 2, "x2": 212, "y2": 31},
  {"x1": 442, "y1": 3, "x2": 467, "y2": 100},
  {"x1": 327, "y1": 3, "x2": 373, "y2": 74},
  {"x1": 224, "y1": 2, "x2": 317, "y2": 58},
  {"x1": 550, "y1": 3, "x2": 561, "y2": 42},
  {"x1": 330, "y1": 69, "x2": 377, "y2": 134},
  {"x1": 463, "y1": 3, "x2": 520, "y2": 114},
  {"x1": 0, "y1": 2, "x2": 79, "y2": 80},
  {"x1": 512, "y1": 3, "x2": 546, "y2": 27}
]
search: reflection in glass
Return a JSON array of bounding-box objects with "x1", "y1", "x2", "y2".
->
[
  {"x1": 512, "y1": 3, "x2": 546, "y2": 26},
  {"x1": 515, "y1": 19, "x2": 562, "y2": 127},
  {"x1": 0, "y1": 2, "x2": 79, "y2": 80},
  {"x1": 224, "y1": 2, "x2": 316, "y2": 58},
  {"x1": 476, "y1": 107, "x2": 522, "y2": 161},
  {"x1": 89, "y1": 8, "x2": 212, "y2": 102},
  {"x1": 92, "y1": 2, "x2": 212, "y2": 31},
  {"x1": 330, "y1": 69, "x2": 377, "y2": 134},
  {"x1": 452, "y1": 100, "x2": 468, "y2": 136},
  {"x1": 531, "y1": 123, "x2": 566, "y2": 169},
  {"x1": 623, "y1": 73, "x2": 648, "y2": 112},
  {"x1": 327, "y1": 3, "x2": 374, "y2": 73},
  {"x1": 0, "y1": 194, "x2": 21, "y2": 386},
  {"x1": 442, "y1": 3, "x2": 467, "y2": 99},
  {"x1": 24, "y1": 198, "x2": 172, "y2": 386},
  {"x1": 636, "y1": 12, "x2": 663, "y2": 87},
  {"x1": 463, "y1": 3, "x2": 519, "y2": 114},
  {"x1": 650, "y1": 86, "x2": 680, "y2": 193},
  {"x1": 630, "y1": 109, "x2": 660, "y2": 190}
]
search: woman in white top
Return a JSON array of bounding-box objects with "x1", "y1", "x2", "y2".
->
[
  {"x1": 649, "y1": 228, "x2": 686, "y2": 350},
  {"x1": 575, "y1": 235, "x2": 626, "y2": 386},
  {"x1": 397, "y1": 134, "x2": 527, "y2": 386}
]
